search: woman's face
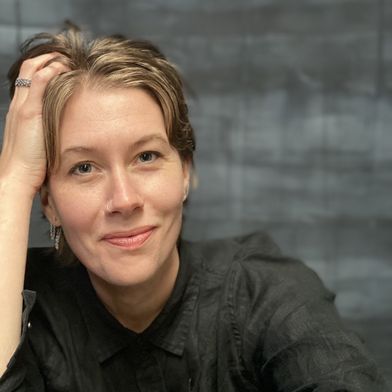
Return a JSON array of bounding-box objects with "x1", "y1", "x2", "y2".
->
[{"x1": 42, "y1": 86, "x2": 190, "y2": 288}]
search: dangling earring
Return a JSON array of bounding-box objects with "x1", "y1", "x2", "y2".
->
[{"x1": 50, "y1": 223, "x2": 61, "y2": 251}]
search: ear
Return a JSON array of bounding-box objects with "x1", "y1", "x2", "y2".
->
[
  {"x1": 40, "y1": 184, "x2": 60, "y2": 226},
  {"x1": 182, "y1": 158, "x2": 192, "y2": 202}
]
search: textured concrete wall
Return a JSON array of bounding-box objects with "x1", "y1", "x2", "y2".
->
[{"x1": 0, "y1": 0, "x2": 391, "y2": 384}]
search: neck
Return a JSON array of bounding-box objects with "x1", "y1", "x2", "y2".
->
[{"x1": 88, "y1": 252, "x2": 179, "y2": 333}]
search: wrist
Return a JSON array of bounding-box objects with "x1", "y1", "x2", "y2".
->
[{"x1": 0, "y1": 173, "x2": 39, "y2": 202}]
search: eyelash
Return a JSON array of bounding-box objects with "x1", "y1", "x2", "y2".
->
[
  {"x1": 138, "y1": 151, "x2": 161, "y2": 163},
  {"x1": 70, "y1": 162, "x2": 93, "y2": 175},
  {"x1": 70, "y1": 151, "x2": 161, "y2": 175}
]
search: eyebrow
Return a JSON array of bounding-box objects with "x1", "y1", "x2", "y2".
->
[{"x1": 61, "y1": 134, "x2": 170, "y2": 156}]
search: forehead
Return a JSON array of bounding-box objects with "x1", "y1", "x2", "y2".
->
[{"x1": 59, "y1": 86, "x2": 168, "y2": 147}]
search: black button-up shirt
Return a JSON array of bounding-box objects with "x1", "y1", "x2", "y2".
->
[{"x1": 0, "y1": 232, "x2": 387, "y2": 391}]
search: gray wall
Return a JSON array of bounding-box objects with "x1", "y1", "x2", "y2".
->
[{"x1": 1, "y1": 0, "x2": 391, "y2": 385}]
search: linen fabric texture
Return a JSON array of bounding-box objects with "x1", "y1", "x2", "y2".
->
[{"x1": 0, "y1": 232, "x2": 387, "y2": 391}]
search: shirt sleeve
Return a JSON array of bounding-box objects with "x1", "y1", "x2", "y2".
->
[
  {"x1": 0, "y1": 290, "x2": 45, "y2": 392},
  {"x1": 236, "y1": 252, "x2": 389, "y2": 392}
]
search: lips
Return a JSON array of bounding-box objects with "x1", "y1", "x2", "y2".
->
[{"x1": 102, "y1": 226, "x2": 155, "y2": 249}]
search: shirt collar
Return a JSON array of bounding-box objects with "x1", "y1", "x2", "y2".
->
[{"x1": 72, "y1": 239, "x2": 201, "y2": 363}]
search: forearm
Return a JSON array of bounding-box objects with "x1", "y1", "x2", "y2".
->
[{"x1": 0, "y1": 176, "x2": 34, "y2": 377}]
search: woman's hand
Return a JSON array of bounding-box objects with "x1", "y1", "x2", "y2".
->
[
  {"x1": 0, "y1": 53, "x2": 69, "y2": 378},
  {"x1": 0, "y1": 53, "x2": 69, "y2": 197}
]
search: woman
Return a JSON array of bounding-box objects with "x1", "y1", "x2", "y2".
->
[{"x1": 0, "y1": 24, "x2": 387, "y2": 391}]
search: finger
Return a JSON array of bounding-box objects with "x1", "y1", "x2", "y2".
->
[
  {"x1": 21, "y1": 62, "x2": 69, "y2": 118},
  {"x1": 13, "y1": 52, "x2": 64, "y2": 104}
]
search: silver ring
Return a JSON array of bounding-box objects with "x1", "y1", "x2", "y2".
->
[{"x1": 15, "y1": 78, "x2": 32, "y2": 87}]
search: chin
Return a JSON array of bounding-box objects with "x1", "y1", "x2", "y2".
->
[{"x1": 87, "y1": 253, "x2": 161, "y2": 288}]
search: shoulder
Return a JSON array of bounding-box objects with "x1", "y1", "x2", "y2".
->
[
  {"x1": 187, "y1": 230, "x2": 281, "y2": 273},
  {"x1": 187, "y1": 231, "x2": 334, "y2": 322},
  {"x1": 25, "y1": 247, "x2": 76, "y2": 293},
  {"x1": 24, "y1": 248, "x2": 85, "y2": 335},
  {"x1": 189, "y1": 231, "x2": 328, "y2": 295}
]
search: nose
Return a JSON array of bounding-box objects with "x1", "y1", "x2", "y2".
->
[{"x1": 106, "y1": 169, "x2": 143, "y2": 215}]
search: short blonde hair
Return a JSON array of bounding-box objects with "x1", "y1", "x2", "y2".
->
[
  {"x1": 7, "y1": 22, "x2": 195, "y2": 261},
  {"x1": 8, "y1": 22, "x2": 195, "y2": 173}
]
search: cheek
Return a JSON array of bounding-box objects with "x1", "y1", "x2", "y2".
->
[
  {"x1": 139, "y1": 171, "x2": 185, "y2": 212},
  {"x1": 48, "y1": 167, "x2": 186, "y2": 228},
  {"x1": 50, "y1": 185, "x2": 102, "y2": 233}
]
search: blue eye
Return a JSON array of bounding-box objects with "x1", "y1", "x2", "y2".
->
[
  {"x1": 72, "y1": 163, "x2": 93, "y2": 175},
  {"x1": 138, "y1": 151, "x2": 158, "y2": 163}
]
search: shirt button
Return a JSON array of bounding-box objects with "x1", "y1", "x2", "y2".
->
[{"x1": 27, "y1": 322, "x2": 32, "y2": 329}]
